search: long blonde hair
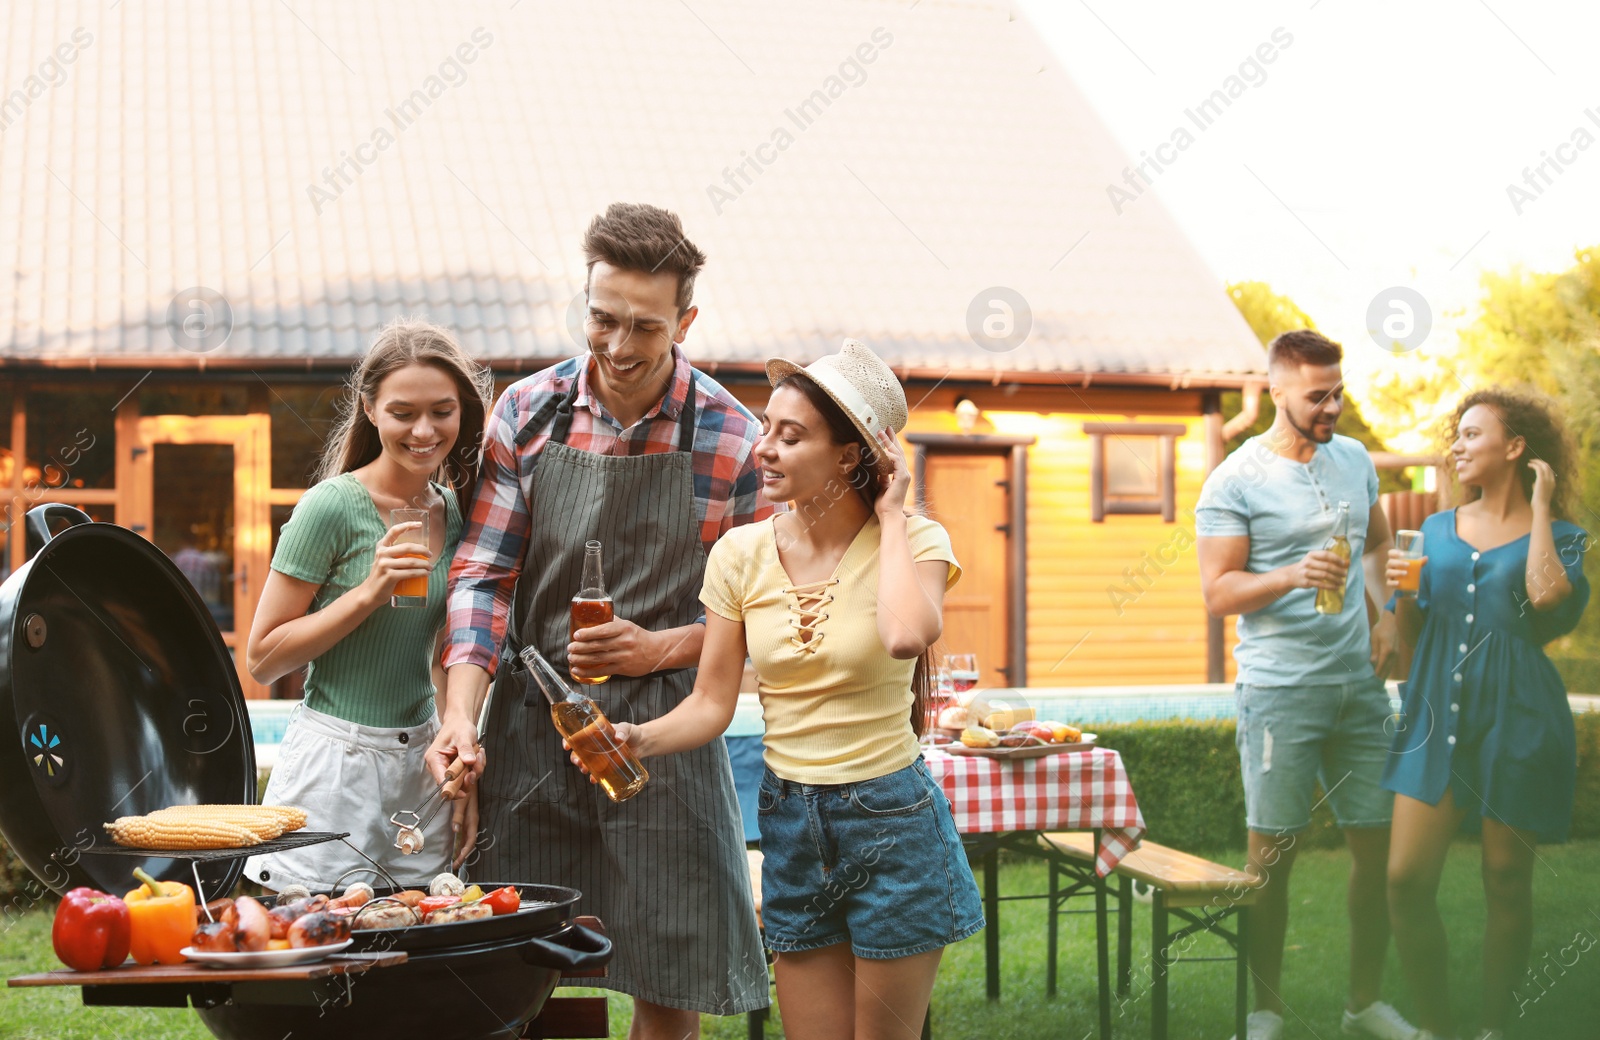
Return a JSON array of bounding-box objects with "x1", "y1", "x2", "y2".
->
[{"x1": 316, "y1": 320, "x2": 494, "y2": 503}]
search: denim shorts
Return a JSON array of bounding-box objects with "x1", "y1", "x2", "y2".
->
[
  {"x1": 756, "y1": 758, "x2": 985, "y2": 959},
  {"x1": 1236, "y1": 678, "x2": 1395, "y2": 835}
]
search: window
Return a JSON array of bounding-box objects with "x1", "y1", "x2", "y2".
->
[
  {"x1": 1085, "y1": 422, "x2": 1182, "y2": 522},
  {"x1": 24, "y1": 385, "x2": 119, "y2": 490},
  {"x1": 269, "y1": 383, "x2": 343, "y2": 488}
]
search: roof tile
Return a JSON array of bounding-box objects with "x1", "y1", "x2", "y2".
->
[{"x1": 0, "y1": 0, "x2": 1264, "y2": 381}]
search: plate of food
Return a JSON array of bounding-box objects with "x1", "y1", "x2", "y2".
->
[
  {"x1": 941, "y1": 721, "x2": 1097, "y2": 759},
  {"x1": 182, "y1": 939, "x2": 353, "y2": 968},
  {"x1": 184, "y1": 892, "x2": 354, "y2": 967}
]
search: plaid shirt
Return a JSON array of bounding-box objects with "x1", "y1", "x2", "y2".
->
[{"x1": 446, "y1": 349, "x2": 775, "y2": 674}]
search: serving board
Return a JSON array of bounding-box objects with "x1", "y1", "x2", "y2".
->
[
  {"x1": 7, "y1": 950, "x2": 407, "y2": 987},
  {"x1": 941, "y1": 734, "x2": 1098, "y2": 759}
]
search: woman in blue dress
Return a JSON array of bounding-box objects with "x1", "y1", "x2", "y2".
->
[{"x1": 1382, "y1": 389, "x2": 1589, "y2": 1040}]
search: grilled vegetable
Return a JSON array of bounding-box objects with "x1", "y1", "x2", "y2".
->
[
  {"x1": 52, "y1": 888, "x2": 131, "y2": 972},
  {"x1": 423, "y1": 902, "x2": 493, "y2": 925},
  {"x1": 391, "y1": 890, "x2": 428, "y2": 907},
  {"x1": 429, "y1": 872, "x2": 465, "y2": 897},
  {"x1": 191, "y1": 920, "x2": 238, "y2": 953},
  {"x1": 287, "y1": 911, "x2": 351, "y2": 948},
  {"x1": 460, "y1": 884, "x2": 484, "y2": 904},
  {"x1": 124, "y1": 869, "x2": 197, "y2": 966},
  {"x1": 106, "y1": 815, "x2": 261, "y2": 850},
  {"x1": 146, "y1": 809, "x2": 284, "y2": 841},
  {"x1": 277, "y1": 884, "x2": 312, "y2": 901},
  {"x1": 234, "y1": 896, "x2": 271, "y2": 952},
  {"x1": 151, "y1": 804, "x2": 308, "y2": 830},
  {"x1": 481, "y1": 886, "x2": 520, "y2": 916}
]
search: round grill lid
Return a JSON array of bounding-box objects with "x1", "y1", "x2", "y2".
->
[{"x1": 0, "y1": 505, "x2": 256, "y2": 896}]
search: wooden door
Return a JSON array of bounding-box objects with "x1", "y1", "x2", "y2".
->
[
  {"x1": 922, "y1": 454, "x2": 1010, "y2": 687},
  {"x1": 124, "y1": 415, "x2": 271, "y2": 699}
]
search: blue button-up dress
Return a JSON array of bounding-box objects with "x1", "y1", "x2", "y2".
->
[{"x1": 1383, "y1": 508, "x2": 1590, "y2": 841}]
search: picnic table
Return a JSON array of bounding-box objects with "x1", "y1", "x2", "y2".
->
[{"x1": 921, "y1": 744, "x2": 1147, "y2": 1007}]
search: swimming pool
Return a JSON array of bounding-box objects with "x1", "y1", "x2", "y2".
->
[
  {"x1": 245, "y1": 682, "x2": 1600, "y2": 750},
  {"x1": 245, "y1": 686, "x2": 1596, "y2": 844}
]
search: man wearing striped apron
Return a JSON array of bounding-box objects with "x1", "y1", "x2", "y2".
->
[{"x1": 430, "y1": 204, "x2": 771, "y2": 1036}]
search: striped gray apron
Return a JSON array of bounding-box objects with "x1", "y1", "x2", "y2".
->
[{"x1": 474, "y1": 374, "x2": 767, "y2": 1016}]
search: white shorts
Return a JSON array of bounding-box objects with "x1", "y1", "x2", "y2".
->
[{"x1": 244, "y1": 705, "x2": 453, "y2": 893}]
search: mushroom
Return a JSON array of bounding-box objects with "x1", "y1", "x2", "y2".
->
[{"x1": 429, "y1": 872, "x2": 465, "y2": 897}]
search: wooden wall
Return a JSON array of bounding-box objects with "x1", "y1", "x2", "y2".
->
[
  {"x1": 727, "y1": 382, "x2": 1240, "y2": 687},
  {"x1": 902, "y1": 389, "x2": 1238, "y2": 688}
]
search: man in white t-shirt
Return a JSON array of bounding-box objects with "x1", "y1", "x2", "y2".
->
[{"x1": 1197, "y1": 330, "x2": 1412, "y2": 1040}]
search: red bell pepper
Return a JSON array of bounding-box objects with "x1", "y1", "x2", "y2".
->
[
  {"x1": 52, "y1": 888, "x2": 132, "y2": 971},
  {"x1": 481, "y1": 886, "x2": 520, "y2": 916}
]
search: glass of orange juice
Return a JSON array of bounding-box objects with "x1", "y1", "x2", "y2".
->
[
  {"x1": 390, "y1": 508, "x2": 430, "y2": 608},
  {"x1": 1395, "y1": 529, "x2": 1424, "y2": 596}
]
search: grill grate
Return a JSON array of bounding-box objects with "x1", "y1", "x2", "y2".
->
[{"x1": 80, "y1": 830, "x2": 350, "y2": 862}]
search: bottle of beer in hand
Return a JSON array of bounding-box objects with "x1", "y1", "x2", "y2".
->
[
  {"x1": 1314, "y1": 500, "x2": 1352, "y2": 615},
  {"x1": 570, "y1": 539, "x2": 614, "y2": 685},
  {"x1": 520, "y1": 646, "x2": 649, "y2": 803}
]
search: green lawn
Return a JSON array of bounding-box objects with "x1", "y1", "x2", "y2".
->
[{"x1": 4, "y1": 843, "x2": 1598, "y2": 1039}]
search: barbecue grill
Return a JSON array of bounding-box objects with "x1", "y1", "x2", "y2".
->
[{"x1": 0, "y1": 505, "x2": 612, "y2": 1040}]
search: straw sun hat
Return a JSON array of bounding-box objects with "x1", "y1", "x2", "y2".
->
[{"x1": 766, "y1": 339, "x2": 909, "y2": 476}]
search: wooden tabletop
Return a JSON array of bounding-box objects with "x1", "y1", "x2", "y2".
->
[{"x1": 8, "y1": 951, "x2": 407, "y2": 988}]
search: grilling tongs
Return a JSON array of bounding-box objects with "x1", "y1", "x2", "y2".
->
[{"x1": 389, "y1": 757, "x2": 471, "y2": 855}]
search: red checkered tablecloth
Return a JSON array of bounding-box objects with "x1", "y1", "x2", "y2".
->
[{"x1": 923, "y1": 746, "x2": 1146, "y2": 876}]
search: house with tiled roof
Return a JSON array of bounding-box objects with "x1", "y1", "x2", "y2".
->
[{"x1": 1, "y1": 0, "x2": 1264, "y2": 697}]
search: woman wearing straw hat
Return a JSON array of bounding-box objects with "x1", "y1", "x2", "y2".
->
[{"x1": 572, "y1": 339, "x2": 984, "y2": 1039}]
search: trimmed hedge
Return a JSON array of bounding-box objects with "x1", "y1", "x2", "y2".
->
[
  {"x1": 4, "y1": 714, "x2": 1599, "y2": 902},
  {"x1": 1097, "y1": 711, "x2": 1600, "y2": 853},
  {"x1": 1552, "y1": 656, "x2": 1600, "y2": 696}
]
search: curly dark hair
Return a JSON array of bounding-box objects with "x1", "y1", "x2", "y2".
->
[{"x1": 1441, "y1": 387, "x2": 1581, "y2": 521}]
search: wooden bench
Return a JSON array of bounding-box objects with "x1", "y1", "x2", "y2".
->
[{"x1": 1040, "y1": 834, "x2": 1259, "y2": 1040}]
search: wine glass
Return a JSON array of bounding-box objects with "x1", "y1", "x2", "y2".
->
[
  {"x1": 924, "y1": 666, "x2": 957, "y2": 736},
  {"x1": 944, "y1": 653, "x2": 980, "y2": 692}
]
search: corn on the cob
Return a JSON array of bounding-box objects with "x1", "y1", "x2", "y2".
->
[
  {"x1": 143, "y1": 809, "x2": 284, "y2": 841},
  {"x1": 105, "y1": 815, "x2": 262, "y2": 850},
  {"x1": 150, "y1": 804, "x2": 306, "y2": 832}
]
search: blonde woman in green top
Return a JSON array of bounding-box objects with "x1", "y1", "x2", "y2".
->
[{"x1": 243, "y1": 321, "x2": 492, "y2": 892}]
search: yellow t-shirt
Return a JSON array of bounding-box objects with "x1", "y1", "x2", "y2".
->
[{"x1": 700, "y1": 514, "x2": 961, "y2": 784}]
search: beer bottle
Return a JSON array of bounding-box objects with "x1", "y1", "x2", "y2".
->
[
  {"x1": 520, "y1": 646, "x2": 649, "y2": 802},
  {"x1": 1314, "y1": 500, "x2": 1352, "y2": 615},
  {"x1": 569, "y1": 540, "x2": 614, "y2": 684}
]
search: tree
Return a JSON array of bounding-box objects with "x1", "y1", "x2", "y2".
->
[
  {"x1": 1453, "y1": 246, "x2": 1600, "y2": 659},
  {"x1": 1224, "y1": 281, "x2": 1408, "y2": 493},
  {"x1": 1456, "y1": 247, "x2": 1600, "y2": 447}
]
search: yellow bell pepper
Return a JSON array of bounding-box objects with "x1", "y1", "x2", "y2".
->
[
  {"x1": 124, "y1": 868, "x2": 197, "y2": 966},
  {"x1": 461, "y1": 884, "x2": 484, "y2": 904}
]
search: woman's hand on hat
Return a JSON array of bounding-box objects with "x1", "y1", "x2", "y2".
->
[{"x1": 872, "y1": 429, "x2": 911, "y2": 519}]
